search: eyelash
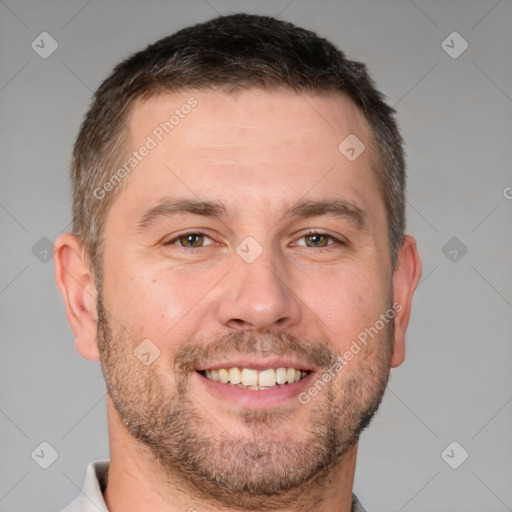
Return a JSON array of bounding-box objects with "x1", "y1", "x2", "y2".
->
[{"x1": 163, "y1": 231, "x2": 345, "y2": 251}]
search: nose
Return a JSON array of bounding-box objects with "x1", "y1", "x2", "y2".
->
[{"x1": 215, "y1": 249, "x2": 302, "y2": 332}]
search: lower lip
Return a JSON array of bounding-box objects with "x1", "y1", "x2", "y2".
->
[{"x1": 193, "y1": 370, "x2": 315, "y2": 408}]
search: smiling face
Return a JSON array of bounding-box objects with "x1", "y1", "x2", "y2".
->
[{"x1": 78, "y1": 89, "x2": 412, "y2": 507}]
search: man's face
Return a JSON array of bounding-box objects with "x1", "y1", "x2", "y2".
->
[{"x1": 98, "y1": 89, "x2": 396, "y2": 505}]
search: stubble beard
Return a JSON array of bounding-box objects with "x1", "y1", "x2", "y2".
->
[{"x1": 96, "y1": 295, "x2": 394, "y2": 510}]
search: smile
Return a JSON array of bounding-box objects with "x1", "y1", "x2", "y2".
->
[{"x1": 198, "y1": 367, "x2": 310, "y2": 390}]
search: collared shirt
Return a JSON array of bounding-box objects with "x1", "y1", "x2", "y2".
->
[{"x1": 61, "y1": 460, "x2": 367, "y2": 512}]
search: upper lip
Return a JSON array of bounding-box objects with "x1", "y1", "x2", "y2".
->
[{"x1": 196, "y1": 357, "x2": 317, "y2": 372}]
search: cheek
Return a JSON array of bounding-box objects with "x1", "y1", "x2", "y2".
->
[
  {"x1": 102, "y1": 258, "x2": 218, "y2": 345},
  {"x1": 304, "y1": 264, "x2": 389, "y2": 347}
]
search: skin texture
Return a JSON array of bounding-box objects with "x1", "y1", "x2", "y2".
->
[{"x1": 54, "y1": 89, "x2": 422, "y2": 512}]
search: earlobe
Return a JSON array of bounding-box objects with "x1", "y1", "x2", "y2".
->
[
  {"x1": 54, "y1": 233, "x2": 100, "y2": 361},
  {"x1": 390, "y1": 235, "x2": 422, "y2": 368}
]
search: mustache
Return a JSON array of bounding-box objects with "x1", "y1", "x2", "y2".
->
[{"x1": 172, "y1": 330, "x2": 338, "y2": 376}]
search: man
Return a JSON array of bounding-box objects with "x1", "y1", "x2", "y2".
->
[{"x1": 54, "y1": 13, "x2": 421, "y2": 512}]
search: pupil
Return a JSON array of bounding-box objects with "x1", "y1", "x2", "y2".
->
[
  {"x1": 309, "y1": 234, "x2": 325, "y2": 247},
  {"x1": 186, "y1": 234, "x2": 202, "y2": 246}
]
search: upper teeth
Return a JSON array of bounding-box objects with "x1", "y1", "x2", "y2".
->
[{"x1": 204, "y1": 367, "x2": 307, "y2": 387}]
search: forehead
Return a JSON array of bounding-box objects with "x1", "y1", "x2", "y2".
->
[
  {"x1": 129, "y1": 89, "x2": 371, "y2": 164},
  {"x1": 111, "y1": 89, "x2": 382, "y2": 226}
]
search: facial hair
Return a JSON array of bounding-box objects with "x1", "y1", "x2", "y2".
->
[{"x1": 96, "y1": 294, "x2": 395, "y2": 510}]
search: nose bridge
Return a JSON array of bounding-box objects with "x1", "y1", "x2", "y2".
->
[{"x1": 216, "y1": 237, "x2": 301, "y2": 330}]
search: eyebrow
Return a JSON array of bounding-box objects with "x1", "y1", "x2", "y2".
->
[
  {"x1": 285, "y1": 198, "x2": 367, "y2": 230},
  {"x1": 137, "y1": 198, "x2": 227, "y2": 232},
  {"x1": 137, "y1": 197, "x2": 368, "y2": 232}
]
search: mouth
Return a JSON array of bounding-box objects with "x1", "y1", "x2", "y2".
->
[
  {"x1": 193, "y1": 362, "x2": 315, "y2": 408},
  {"x1": 197, "y1": 366, "x2": 310, "y2": 390}
]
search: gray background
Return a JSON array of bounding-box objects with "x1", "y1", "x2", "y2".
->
[{"x1": 1, "y1": 1, "x2": 511, "y2": 511}]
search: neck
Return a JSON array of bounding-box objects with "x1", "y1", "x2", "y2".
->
[{"x1": 103, "y1": 396, "x2": 358, "y2": 512}]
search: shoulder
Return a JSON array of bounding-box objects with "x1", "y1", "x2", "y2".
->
[
  {"x1": 59, "y1": 460, "x2": 110, "y2": 512},
  {"x1": 352, "y1": 493, "x2": 367, "y2": 512}
]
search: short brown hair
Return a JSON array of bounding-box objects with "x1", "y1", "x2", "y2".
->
[{"x1": 71, "y1": 13, "x2": 406, "y2": 285}]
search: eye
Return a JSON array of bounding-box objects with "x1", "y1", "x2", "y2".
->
[
  {"x1": 163, "y1": 231, "x2": 344, "y2": 250},
  {"x1": 294, "y1": 232, "x2": 344, "y2": 249},
  {"x1": 164, "y1": 232, "x2": 215, "y2": 248}
]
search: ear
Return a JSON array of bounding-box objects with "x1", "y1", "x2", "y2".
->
[
  {"x1": 54, "y1": 233, "x2": 100, "y2": 361},
  {"x1": 390, "y1": 235, "x2": 422, "y2": 367}
]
